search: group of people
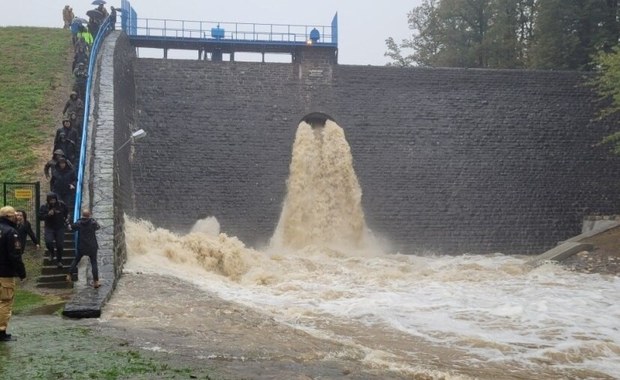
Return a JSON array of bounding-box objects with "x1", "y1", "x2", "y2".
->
[
  {"x1": 0, "y1": 4, "x2": 110, "y2": 343},
  {"x1": 47, "y1": 3, "x2": 118, "y2": 214},
  {"x1": 0, "y1": 201, "x2": 101, "y2": 342},
  {"x1": 37, "y1": 193, "x2": 100, "y2": 289},
  {"x1": 64, "y1": 3, "x2": 118, "y2": 45},
  {"x1": 41, "y1": 4, "x2": 106, "y2": 282}
]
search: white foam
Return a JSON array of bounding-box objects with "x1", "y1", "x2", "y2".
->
[
  {"x1": 120, "y1": 120, "x2": 620, "y2": 378},
  {"x1": 123, "y1": 218, "x2": 620, "y2": 378}
]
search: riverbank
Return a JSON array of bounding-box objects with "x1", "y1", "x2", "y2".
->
[{"x1": 562, "y1": 225, "x2": 620, "y2": 275}]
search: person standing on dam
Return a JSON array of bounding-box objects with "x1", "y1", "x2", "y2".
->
[{"x1": 67, "y1": 210, "x2": 101, "y2": 288}]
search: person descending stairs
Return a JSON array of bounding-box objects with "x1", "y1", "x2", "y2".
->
[
  {"x1": 37, "y1": 230, "x2": 75, "y2": 289},
  {"x1": 36, "y1": 192, "x2": 73, "y2": 289}
]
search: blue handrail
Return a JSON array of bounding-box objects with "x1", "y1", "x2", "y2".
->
[{"x1": 73, "y1": 15, "x2": 115, "y2": 222}]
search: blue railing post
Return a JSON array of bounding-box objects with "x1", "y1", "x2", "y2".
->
[
  {"x1": 121, "y1": 0, "x2": 128, "y2": 32},
  {"x1": 331, "y1": 13, "x2": 338, "y2": 45},
  {"x1": 131, "y1": 8, "x2": 137, "y2": 35}
]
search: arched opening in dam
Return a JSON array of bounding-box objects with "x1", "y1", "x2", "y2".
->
[{"x1": 300, "y1": 111, "x2": 336, "y2": 128}]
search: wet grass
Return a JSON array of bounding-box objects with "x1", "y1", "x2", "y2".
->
[
  {"x1": 0, "y1": 318, "x2": 215, "y2": 379},
  {"x1": 11, "y1": 247, "x2": 66, "y2": 315},
  {"x1": 0, "y1": 27, "x2": 221, "y2": 380},
  {"x1": 0, "y1": 27, "x2": 71, "y2": 181}
]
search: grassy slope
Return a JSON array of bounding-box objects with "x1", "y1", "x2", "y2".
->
[
  {"x1": 0, "y1": 28, "x2": 216, "y2": 378},
  {"x1": 0, "y1": 27, "x2": 73, "y2": 310},
  {"x1": 0, "y1": 27, "x2": 72, "y2": 181}
]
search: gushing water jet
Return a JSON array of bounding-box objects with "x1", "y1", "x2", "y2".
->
[{"x1": 271, "y1": 118, "x2": 370, "y2": 253}]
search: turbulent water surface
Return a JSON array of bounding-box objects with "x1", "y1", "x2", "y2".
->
[{"x1": 102, "y1": 121, "x2": 620, "y2": 379}]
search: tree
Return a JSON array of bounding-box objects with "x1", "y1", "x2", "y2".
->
[
  {"x1": 387, "y1": 0, "x2": 620, "y2": 70},
  {"x1": 384, "y1": 0, "x2": 442, "y2": 67},
  {"x1": 384, "y1": 37, "x2": 415, "y2": 67},
  {"x1": 591, "y1": 47, "x2": 620, "y2": 153},
  {"x1": 387, "y1": 0, "x2": 530, "y2": 68}
]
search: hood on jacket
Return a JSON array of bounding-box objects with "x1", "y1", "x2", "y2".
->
[{"x1": 46, "y1": 192, "x2": 59, "y2": 204}]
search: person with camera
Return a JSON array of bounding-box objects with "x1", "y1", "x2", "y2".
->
[{"x1": 38, "y1": 193, "x2": 69, "y2": 268}]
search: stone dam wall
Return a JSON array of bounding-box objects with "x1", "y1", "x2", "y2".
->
[{"x1": 118, "y1": 47, "x2": 620, "y2": 254}]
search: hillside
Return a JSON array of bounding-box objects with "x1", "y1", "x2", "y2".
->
[
  {"x1": 0, "y1": 27, "x2": 74, "y2": 301},
  {"x1": 0, "y1": 27, "x2": 73, "y2": 182}
]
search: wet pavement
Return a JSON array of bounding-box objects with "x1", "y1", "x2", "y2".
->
[{"x1": 1, "y1": 274, "x2": 415, "y2": 380}]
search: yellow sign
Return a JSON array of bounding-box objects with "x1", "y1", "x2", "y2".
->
[{"x1": 14, "y1": 189, "x2": 33, "y2": 200}]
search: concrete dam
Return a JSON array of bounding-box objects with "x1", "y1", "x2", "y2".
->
[{"x1": 108, "y1": 33, "x2": 620, "y2": 255}]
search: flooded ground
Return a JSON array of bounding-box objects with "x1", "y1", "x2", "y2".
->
[
  {"x1": 4, "y1": 120, "x2": 618, "y2": 380},
  {"x1": 97, "y1": 217, "x2": 619, "y2": 380}
]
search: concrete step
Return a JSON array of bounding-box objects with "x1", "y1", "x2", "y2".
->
[
  {"x1": 526, "y1": 242, "x2": 594, "y2": 267},
  {"x1": 37, "y1": 273, "x2": 72, "y2": 284},
  {"x1": 42, "y1": 257, "x2": 75, "y2": 267},
  {"x1": 35, "y1": 280, "x2": 73, "y2": 289},
  {"x1": 37, "y1": 237, "x2": 77, "y2": 289},
  {"x1": 41, "y1": 265, "x2": 73, "y2": 275}
]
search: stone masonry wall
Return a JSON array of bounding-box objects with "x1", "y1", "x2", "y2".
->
[
  {"x1": 130, "y1": 53, "x2": 620, "y2": 254},
  {"x1": 64, "y1": 31, "x2": 136, "y2": 318}
]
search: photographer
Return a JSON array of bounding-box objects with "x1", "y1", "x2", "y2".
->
[{"x1": 38, "y1": 193, "x2": 69, "y2": 268}]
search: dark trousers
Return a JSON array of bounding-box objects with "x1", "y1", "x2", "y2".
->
[
  {"x1": 44, "y1": 227, "x2": 65, "y2": 262},
  {"x1": 68, "y1": 249, "x2": 98, "y2": 281}
]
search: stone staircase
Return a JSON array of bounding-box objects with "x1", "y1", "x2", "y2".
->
[{"x1": 36, "y1": 230, "x2": 75, "y2": 289}]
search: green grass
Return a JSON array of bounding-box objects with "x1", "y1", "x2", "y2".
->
[
  {"x1": 13, "y1": 247, "x2": 65, "y2": 314},
  {"x1": 0, "y1": 324, "x2": 215, "y2": 380},
  {"x1": 12, "y1": 289, "x2": 47, "y2": 313},
  {"x1": 0, "y1": 27, "x2": 218, "y2": 380},
  {"x1": 0, "y1": 27, "x2": 72, "y2": 181}
]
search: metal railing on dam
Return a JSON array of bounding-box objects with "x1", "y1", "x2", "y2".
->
[
  {"x1": 120, "y1": 0, "x2": 338, "y2": 59},
  {"x1": 64, "y1": 16, "x2": 126, "y2": 318}
]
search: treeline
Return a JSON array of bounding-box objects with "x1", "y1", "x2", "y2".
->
[{"x1": 385, "y1": 0, "x2": 620, "y2": 70}]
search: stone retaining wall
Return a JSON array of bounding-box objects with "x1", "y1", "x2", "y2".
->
[
  {"x1": 63, "y1": 31, "x2": 136, "y2": 318},
  {"x1": 128, "y1": 53, "x2": 620, "y2": 254}
]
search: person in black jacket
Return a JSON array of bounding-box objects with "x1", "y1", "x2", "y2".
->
[
  {"x1": 38, "y1": 193, "x2": 69, "y2": 268},
  {"x1": 0, "y1": 206, "x2": 26, "y2": 342},
  {"x1": 53, "y1": 118, "x2": 79, "y2": 165},
  {"x1": 67, "y1": 209, "x2": 100, "y2": 288},
  {"x1": 44, "y1": 149, "x2": 74, "y2": 183},
  {"x1": 50, "y1": 158, "x2": 76, "y2": 207},
  {"x1": 15, "y1": 210, "x2": 39, "y2": 255}
]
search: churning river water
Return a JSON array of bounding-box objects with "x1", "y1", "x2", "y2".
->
[{"x1": 104, "y1": 121, "x2": 620, "y2": 379}]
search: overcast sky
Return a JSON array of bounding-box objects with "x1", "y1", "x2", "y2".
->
[{"x1": 1, "y1": 0, "x2": 422, "y2": 65}]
